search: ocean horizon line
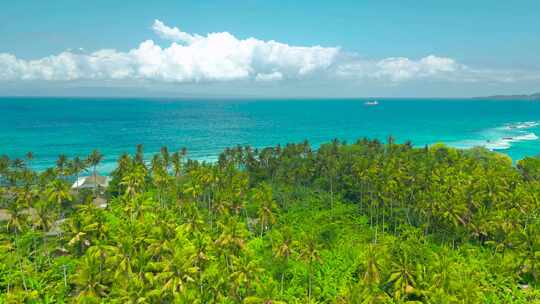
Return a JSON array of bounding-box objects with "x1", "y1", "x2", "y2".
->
[{"x1": 0, "y1": 95, "x2": 487, "y2": 100}]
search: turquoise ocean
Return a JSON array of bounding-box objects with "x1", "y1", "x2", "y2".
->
[{"x1": 1, "y1": 97, "x2": 539, "y2": 174}]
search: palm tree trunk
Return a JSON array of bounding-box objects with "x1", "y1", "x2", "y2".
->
[
  {"x1": 93, "y1": 165, "x2": 97, "y2": 198},
  {"x1": 281, "y1": 272, "x2": 285, "y2": 295},
  {"x1": 330, "y1": 177, "x2": 334, "y2": 211},
  {"x1": 75, "y1": 171, "x2": 80, "y2": 196},
  {"x1": 15, "y1": 231, "x2": 28, "y2": 292},
  {"x1": 308, "y1": 261, "x2": 312, "y2": 303},
  {"x1": 63, "y1": 264, "x2": 67, "y2": 287}
]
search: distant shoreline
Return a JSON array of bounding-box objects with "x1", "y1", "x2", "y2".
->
[{"x1": 473, "y1": 93, "x2": 540, "y2": 101}]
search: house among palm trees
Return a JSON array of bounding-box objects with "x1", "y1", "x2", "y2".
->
[
  {"x1": 93, "y1": 196, "x2": 108, "y2": 209},
  {"x1": 0, "y1": 209, "x2": 9, "y2": 222},
  {"x1": 45, "y1": 218, "x2": 66, "y2": 237},
  {"x1": 71, "y1": 174, "x2": 110, "y2": 191}
]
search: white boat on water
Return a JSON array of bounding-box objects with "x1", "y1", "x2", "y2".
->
[{"x1": 364, "y1": 100, "x2": 379, "y2": 106}]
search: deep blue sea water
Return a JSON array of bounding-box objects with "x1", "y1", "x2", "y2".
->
[{"x1": 1, "y1": 97, "x2": 539, "y2": 173}]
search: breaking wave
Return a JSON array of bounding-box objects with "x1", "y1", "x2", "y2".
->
[
  {"x1": 449, "y1": 121, "x2": 539, "y2": 151},
  {"x1": 502, "y1": 121, "x2": 539, "y2": 130}
]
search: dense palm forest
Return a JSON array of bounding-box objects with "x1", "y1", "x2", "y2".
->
[{"x1": 2, "y1": 138, "x2": 540, "y2": 303}]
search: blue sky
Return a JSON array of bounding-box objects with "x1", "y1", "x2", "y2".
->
[{"x1": 1, "y1": 0, "x2": 539, "y2": 97}]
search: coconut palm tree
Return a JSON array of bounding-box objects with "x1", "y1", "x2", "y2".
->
[
  {"x1": 171, "y1": 151, "x2": 182, "y2": 178},
  {"x1": 87, "y1": 150, "x2": 103, "y2": 179},
  {"x1": 73, "y1": 255, "x2": 110, "y2": 299},
  {"x1": 180, "y1": 147, "x2": 188, "y2": 160},
  {"x1": 153, "y1": 242, "x2": 199, "y2": 299},
  {"x1": 87, "y1": 150, "x2": 104, "y2": 197},
  {"x1": 70, "y1": 156, "x2": 87, "y2": 195},
  {"x1": 273, "y1": 227, "x2": 294, "y2": 295},
  {"x1": 160, "y1": 146, "x2": 170, "y2": 171},
  {"x1": 252, "y1": 183, "x2": 277, "y2": 236},
  {"x1": 6, "y1": 200, "x2": 27, "y2": 233},
  {"x1": 230, "y1": 254, "x2": 263, "y2": 300},
  {"x1": 25, "y1": 152, "x2": 34, "y2": 169},
  {"x1": 56, "y1": 154, "x2": 68, "y2": 177},
  {"x1": 46, "y1": 180, "x2": 72, "y2": 208},
  {"x1": 299, "y1": 233, "x2": 321, "y2": 303}
]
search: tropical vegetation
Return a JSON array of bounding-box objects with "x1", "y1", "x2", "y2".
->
[{"x1": 1, "y1": 138, "x2": 540, "y2": 303}]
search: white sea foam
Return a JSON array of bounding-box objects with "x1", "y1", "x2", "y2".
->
[
  {"x1": 502, "y1": 121, "x2": 539, "y2": 130},
  {"x1": 450, "y1": 139, "x2": 510, "y2": 150},
  {"x1": 481, "y1": 132, "x2": 538, "y2": 150},
  {"x1": 513, "y1": 133, "x2": 539, "y2": 141},
  {"x1": 193, "y1": 155, "x2": 219, "y2": 163},
  {"x1": 484, "y1": 139, "x2": 512, "y2": 150},
  {"x1": 449, "y1": 120, "x2": 539, "y2": 151}
]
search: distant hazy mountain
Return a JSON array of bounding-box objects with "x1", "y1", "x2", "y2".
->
[{"x1": 474, "y1": 93, "x2": 540, "y2": 100}]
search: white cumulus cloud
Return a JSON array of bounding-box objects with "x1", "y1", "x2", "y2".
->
[
  {"x1": 375, "y1": 55, "x2": 463, "y2": 81},
  {"x1": 152, "y1": 19, "x2": 202, "y2": 44},
  {"x1": 0, "y1": 20, "x2": 339, "y2": 83},
  {"x1": 255, "y1": 71, "x2": 283, "y2": 82},
  {"x1": 0, "y1": 20, "x2": 535, "y2": 85},
  {"x1": 335, "y1": 55, "x2": 470, "y2": 82}
]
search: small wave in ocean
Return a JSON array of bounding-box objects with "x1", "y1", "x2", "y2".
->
[
  {"x1": 502, "y1": 121, "x2": 539, "y2": 130},
  {"x1": 484, "y1": 133, "x2": 538, "y2": 150},
  {"x1": 450, "y1": 121, "x2": 539, "y2": 151}
]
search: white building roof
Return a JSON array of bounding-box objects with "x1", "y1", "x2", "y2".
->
[{"x1": 72, "y1": 175, "x2": 110, "y2": 189}]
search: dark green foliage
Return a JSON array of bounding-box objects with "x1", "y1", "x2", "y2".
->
[
  {"x1": 518, "y1": 156, "x2": 540, "y2": 181},
  {"x1": 1, "y1": 140, "x2": 540, "y2": 303}
]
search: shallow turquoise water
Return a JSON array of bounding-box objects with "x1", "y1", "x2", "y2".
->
[{"x1": 1, "y1": 97, "x2": 539, "y2": 173}]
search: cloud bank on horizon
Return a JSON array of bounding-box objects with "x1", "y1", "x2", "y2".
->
[{"x1": 0, "y1": 20, "x2": 536, "y2": 85}]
